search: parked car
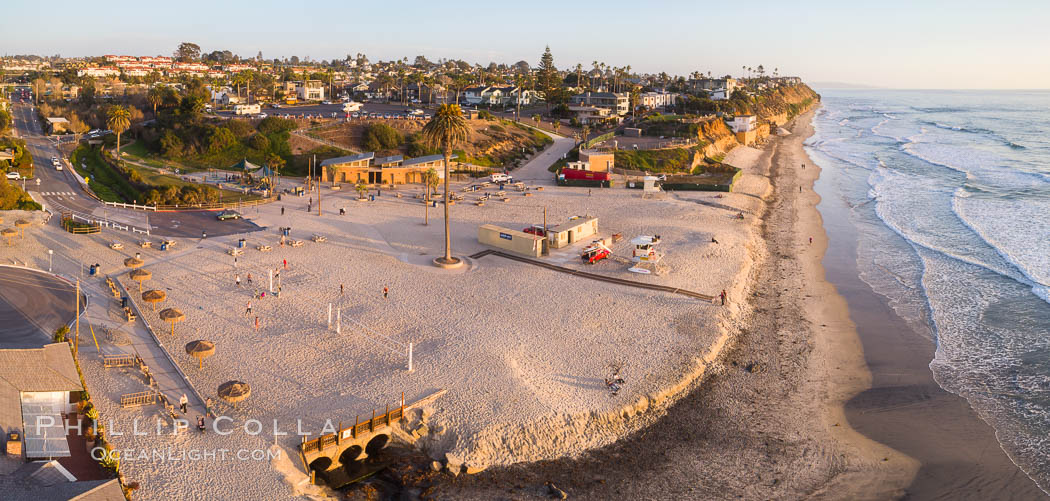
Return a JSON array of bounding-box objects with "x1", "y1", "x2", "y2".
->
[
  {"x1": 490, "y1": 173, "x2": 513, "y2": 183},
  {"x1": 523, "y1": 225, "x2": 547, "y2": 236},
  {"x1": 322, "y1": 101, "x2": 332, "y2": 105},
  {"x1": 5, "y1": 172, "x2": 20, "y2": 180},
  {"x1": 216, "y1": 210, "x2": 242, "y2": 221}
]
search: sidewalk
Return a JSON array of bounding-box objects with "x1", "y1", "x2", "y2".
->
[{"x1": 74, "y1": 268, "x2": 207, "y2": 418}]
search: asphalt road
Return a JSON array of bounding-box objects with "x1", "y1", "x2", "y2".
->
[
  {"x1": 7, "y1": 96, "x2": 260, "y2": 238},
  {"x1": 0, "y1": 267, "x2": 78, "y2": 349}
]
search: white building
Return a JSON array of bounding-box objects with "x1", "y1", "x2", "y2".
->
[
  {"x1": 295, "y1": 80, "x2": 325, "y2": 101},
  {"x1": 77, "y1": 67, "x2": 121, "y2": 78},
  {"x1": 233, "y1": 103, "x2": 261, "y2": 115},
  {"x1": 638, "y1": 91, "x2": 678, "y2": 110},
  {"x1": 732, "y1": 115, "x2": 757, "y2": 133},
  {"x1": 710, "y1": 89, "x2": 729, "y2": 101}
]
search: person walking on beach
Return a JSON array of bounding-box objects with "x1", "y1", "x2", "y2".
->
[
  {"x1": 179, "y1": 394, "x2": 188, "y2": 414},
  {"x1": 246, "y1": 273, "x2": 252, "y2": 285},
  {"x1": 383, "y1": 287, "x2": 388, "y2": 299},
  {"x1": 205, "y1": 398, "x2": 214, "y2": 419},
  {"x1": 720, "y1": 289, "x2": 727, "y2": 306},
  {"x1": 245, "y1": 301, "x2": 252, "y2": 316},
  {"x1": 809, "y1": 236, "x2": 813, "y2": 244},
  {"x1": 340, "y1": 284, "x2": 344, "y2": 296},
  {"x1": 283, "y1": 259, "x2": 287, "y2": 270},
  {"x1": 236, "y1": 274, "x2": 241, "y2": 287},
  {"x1": 281, "y1": 206, "x2": 285, "y2": 216},
  {"x1": 197, "y1": 415, "x2": 206, "y2": 433},
  {"x1": 255, "y1": 316, "x2": 259, "y2": 330}
]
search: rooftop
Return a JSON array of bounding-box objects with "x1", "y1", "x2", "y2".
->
[
  {"x1": 402, "y1": 153, "x2": 456, "y2": 166},
  {"x1": 320, "y1": 152, "x2": 374, "y2": 167}
]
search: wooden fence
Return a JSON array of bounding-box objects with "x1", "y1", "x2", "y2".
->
[
  {"x1": 300, "y1": 400, "x2": 405, "y2": 455},
  {"x1": 102, "y1": 354, "x2": 135, "y2": 368},
  {"x1": 120, "y1": 390, "x2": 157, "y2": 408}
]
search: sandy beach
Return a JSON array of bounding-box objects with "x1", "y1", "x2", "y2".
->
[{"x1": 431, "y1": 109, "x2": 921, "y2": 500}]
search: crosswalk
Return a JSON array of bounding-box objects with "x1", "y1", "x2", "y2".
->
[{"x1": 40, "y1": 191, "x2": 77, "y2": 197}]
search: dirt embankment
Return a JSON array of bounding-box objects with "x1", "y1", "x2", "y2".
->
[
  {"x1": 309, "y1": 118, "x2": 550, "y2": 167},
  {"x1": 697, "y1": 85, "x2": 821, "y2": 160},
  {"x1": 697, "y1": 119, "x2": 738, "y2": 159}
]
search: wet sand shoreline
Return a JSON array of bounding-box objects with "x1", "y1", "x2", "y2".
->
[{"x1": 817, "y1": 145, "x2": 1048, "y2": 499}]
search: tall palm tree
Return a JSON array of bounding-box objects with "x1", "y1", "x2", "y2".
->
[
  {"x1": 514, "y1": 73, "x2": 529, "y2": 120},
  {"x1": 422, "y1": 104, "x2": 469, "y2": 264},
  {"x1": 107, "y1": 105, "x2": 131, "y2": 156},
  {"x1": 147, "y1": 86, "x2": 163, "y2": 116}
]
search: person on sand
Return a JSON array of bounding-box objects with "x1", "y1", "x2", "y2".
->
[
  {"x1": 245, "y1": 301, "x2": 252, "y2": 315},
  {"x1": 205, "y1": 398, "x2": 213, "y2": 419},
  {"x1": 383, "y1": 287, "x2": 388, "y2": 299},
  {"x1": 283, "y1": 259, "x2": 287, "y2": 270},
  {"x1": 235, "y1": 274, "x2": 240, "y2": 287},
  {"x1": 179, "y1": 394, "x2": 188, "y2": 414},
  {"x1": 340, "y1": 284, "x2": 344, "y2": 296},
  {"x1": 246, "y1": 273, "x2": 252, "y2": 285},
  {"x1": 711, "y1": 237, "x2": 719, "y2": 244},
  {"x1": 197, "y1": 415, "x2": 206, "y2": 433},
  {"x1": 255, "y1": 316, "x2": 259, "y2": 330},
  {"x1": 720, "y1": 289, "x2": 727, "y2": 306},
  {"x1": 809, "y1": 236, "x2": 813, "y2": 244},
  {"x1": 281, "y1": 206, "x2": 285, "y2": 216}
]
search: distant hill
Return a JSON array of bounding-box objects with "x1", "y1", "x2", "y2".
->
[{"x1": 810, "y1": 81, "x2": 884, "y2": 90}]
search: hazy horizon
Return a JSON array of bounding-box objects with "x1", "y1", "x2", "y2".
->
[{"x1": 4, "y1": 0, "x2": 1048, "y2": 90}]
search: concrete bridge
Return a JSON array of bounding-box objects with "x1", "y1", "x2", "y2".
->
[{"x1": 298, "y1": 398, "x2": 406, "y2": 477}]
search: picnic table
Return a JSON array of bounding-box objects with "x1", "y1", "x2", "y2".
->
[
  {"x1": 312, "y1": 235, "x2": 327, "y2": 243},
  {"x1": 257, "y1": 245, "x2": 272, "y2": 252},
  {"x1": 290, "y1": 240, "x2": 305, "y2": 247},
  {"x1": 228, "y1": 248, "x2": 244, "y2": 256},
  {"x1": 139, "y1": 241, "x2": 152, "y2": 248},
  {"x1": 110, "y1": 242, "x2": 124, "y2": 250}
]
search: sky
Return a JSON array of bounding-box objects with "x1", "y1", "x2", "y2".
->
[{"x1": 4, "y1": 0, "x2": 1049, "y2": 89}]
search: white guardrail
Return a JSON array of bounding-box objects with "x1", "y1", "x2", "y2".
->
[{"x1": 103, "y1": 201, "x2": 158, "y2": 211}]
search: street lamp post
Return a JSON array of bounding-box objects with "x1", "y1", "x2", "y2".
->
[{"x1": 48, "y1": 249, "x2": 53, "y2": 272}]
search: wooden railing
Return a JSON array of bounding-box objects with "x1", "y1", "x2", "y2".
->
[
  {"x1": 300, "y1": 399, "x2": 405, "y2": 455},
  {"x1": 120, "y1": 390, "x2": 157, "y2": 408},
  {"x1": 102, "y1": 354, "x2": 135, "y2": 368}
]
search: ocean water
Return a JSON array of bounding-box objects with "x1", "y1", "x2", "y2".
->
[{"x1": 805, "y1": 90, "x2": 1050, "y2": 493}]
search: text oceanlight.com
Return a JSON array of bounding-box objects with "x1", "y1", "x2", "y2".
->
[{"x1": 91, "y1": 447, "x2": 281, "y2": 462}]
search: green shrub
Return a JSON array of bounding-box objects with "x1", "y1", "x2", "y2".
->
[
  {"x1": 362, "y1": 123, "x2": 401, "y2": 152},
  {"x1": 53, "y1": 326, "x2": 69, "y2": 343},
  {"x1": 248, "y1": 133, "x2": 270, "y2": 151}
]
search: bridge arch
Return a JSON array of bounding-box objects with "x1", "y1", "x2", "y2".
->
[
  {"x1": 365, "y1": 434, "x2": 389, "y2": 457},
  {"x1": 339, "y1": 445, "x2": 363, "y2": 465},
  {"x1": 308, "y1": 456, "x2": 332, "y2": 473}
]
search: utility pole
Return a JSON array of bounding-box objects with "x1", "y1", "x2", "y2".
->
[
  {"x1": 75, "y1": 279, "x2": 80, "y2": 355},
  {"x1": 542, "y1": 206, "x2": 548, "y2": 256},
  {"x1": 316, "y1": 155, "x2": 321, "y2": 216}
]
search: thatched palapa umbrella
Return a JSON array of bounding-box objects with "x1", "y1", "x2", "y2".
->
[
  {"x1": 1, "y1": 228, "x2": 16, "y2": 246},
  {"x1": 218, "y1": 381, "x2": 251, "y2": 406},
  {"x1": 185, "y1": 340, "x2": 215, "y2": 369},
  {"x1": 129, "y1": 268, "x2": 152, "y2": 292},
  {"x1": 159, "y1": 307, "x2": 185, "y2": 336},
  {"x1": 142, "y1": 289, "x2": 166, "y2": 312},
  {"x1": 14, "y1": 219, "x2": 30, "y2": 239},
  {"x1": 123, "y1": 256, "x2": 144, "y2": 269}
]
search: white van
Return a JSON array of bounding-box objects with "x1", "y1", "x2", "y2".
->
[{"x1": 490, "y1": 173, "x2": 512, "y2": 183}]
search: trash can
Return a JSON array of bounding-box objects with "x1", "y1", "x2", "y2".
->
[
  {"x1": 238, "y1": 238, "x2": 246, "y2": 248},
  {"x1": 432, "y1": 200, "x2": 437, "y2": 208},
  {"x1": 160, "y1": 242, "x2": 168, "y2": 251},
  {"x1": 89, "y1": 264, "x2": 97, "y2": 276},
  {"x1": 277, "y1": 193, "x2": 282, "y2": 201},
  {"x1": 121, "y1": 297, "x2": 128, "y2": 308},
  {"x1": 282, "y1": 227, "x2": 290, "y2": 237}
]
